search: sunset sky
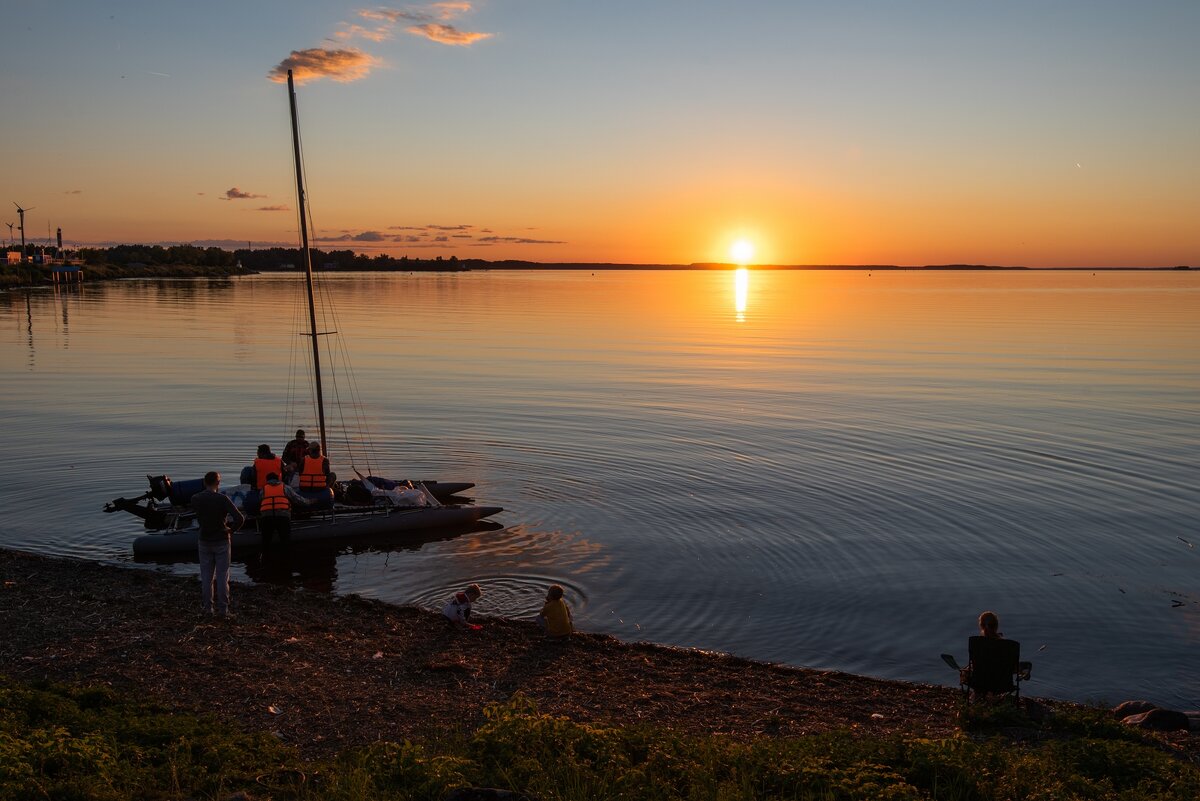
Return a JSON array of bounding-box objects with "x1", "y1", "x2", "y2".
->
[{"x1": 2, "y1": 1, "x2": 1197, "y2": 266}]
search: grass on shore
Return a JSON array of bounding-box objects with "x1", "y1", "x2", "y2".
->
[{"x1": 2, "y1": 677, "x2": 1196, "y2": 801}]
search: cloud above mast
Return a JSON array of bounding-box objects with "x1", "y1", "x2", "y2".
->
[{"x1": 269, "y1": 2, "x2": 493, "y2": 84}]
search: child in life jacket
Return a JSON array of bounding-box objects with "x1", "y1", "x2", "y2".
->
[{"x1": 443, "y1": 583, "x2": 483, "y2": 630}]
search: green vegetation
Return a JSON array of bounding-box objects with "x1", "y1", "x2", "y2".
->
[{"x1": 1, "y1": 678, "x2": 1196, "y2": 800}]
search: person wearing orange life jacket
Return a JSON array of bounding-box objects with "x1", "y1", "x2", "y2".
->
[
  {"x1": 241, "y1": 444, "x2": 284, "y2": 516},
  {"x1": 298, "y1": 442, "x2": 331, "y2": 491},
  {"x1": 251, "y1": 444, "x2": 283, "y2": 490},
  {"x1": 257, "y1": 472, "x2": 305, "y2": 547}
]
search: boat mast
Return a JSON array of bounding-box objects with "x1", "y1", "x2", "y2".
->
[{"x1": 287, "y1": 69, "x2": 329, "y2": 457}]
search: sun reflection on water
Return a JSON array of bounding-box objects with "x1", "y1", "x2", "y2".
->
[{"x1": 734, "y1": 267, "x2": 749, "y2": 322}]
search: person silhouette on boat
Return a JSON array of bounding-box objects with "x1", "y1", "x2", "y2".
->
[
  {"x1": 282, "y1": 429, "x2": 308, "y2": 477},
  {"x1": 257, "y1": 471, "x2": 306, "y2": 547},
  {"x1": 190, "y1": 471, "x2": 245, "y2": 618},
  {"x1": 298, "y1": 442, "x2": 331, "y2": 491}
]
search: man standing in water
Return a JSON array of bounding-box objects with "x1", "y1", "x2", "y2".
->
[
  {"x1": 258, "y1": 471, "x2": 305, "y2": 547},
  {"x1": 190, "y1": 471, "x2": 245, "y2": 618}
]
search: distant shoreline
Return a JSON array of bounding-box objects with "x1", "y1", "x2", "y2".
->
[
  {"x1": 2, "y1": 261, "x2": 1191, "y2": 290},
  {"x1": 2, "y1": 253, "x2": 1192, "y2": 290}
]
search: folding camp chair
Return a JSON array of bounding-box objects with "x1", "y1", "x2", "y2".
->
[{"x1": 941, "y1": 636, "x2": 1032, "y2": 703}]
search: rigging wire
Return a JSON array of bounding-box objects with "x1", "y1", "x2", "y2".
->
[
  {"x1": 292, "y1": 109, "x2": 382, "y2": 477},
  {"x1": 310, "y1": 251, "x2": 381, "y2": 476},
  {"x1": 286, "y1": 118, "x2": 319, "y2": 453}
]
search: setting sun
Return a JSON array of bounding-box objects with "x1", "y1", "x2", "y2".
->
[{"x1": 731, "y1": 240, "x2": 754, "y2": 265}]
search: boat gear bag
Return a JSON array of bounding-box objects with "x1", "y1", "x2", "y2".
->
[
  {"x1": 148, "y1": 475, "x2": 207, "y2": 507},
  {"x1": 358, "y1": 476, "x2": 438, "y2": 508}
]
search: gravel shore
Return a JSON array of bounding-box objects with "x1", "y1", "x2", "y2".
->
[{"x1": 0, "y1": 548, "x2": 1091, "y2": 757}]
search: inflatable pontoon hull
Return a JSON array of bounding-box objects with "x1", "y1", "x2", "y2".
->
[{"x1": 132, "y1": 504, "x2": 502, "y2": 555}]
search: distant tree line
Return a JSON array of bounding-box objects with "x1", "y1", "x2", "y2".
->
[
  {"x1": 77, "y1": 244, "x2": 471, "y2": 272},
  {"x1": 79, "y1": 244, "x2": 238, "y2": 267}
]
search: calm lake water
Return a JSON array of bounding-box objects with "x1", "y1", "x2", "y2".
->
[{"x1": 1, "y1": 269, "x2": 1197, "y2": 708}]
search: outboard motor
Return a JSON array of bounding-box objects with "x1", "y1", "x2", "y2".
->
[
  {"x1": 148, "y1": 474, "x2": 173, "y2": 501},
  {"x1": 104, "y1": 495, "x2": 170, "y2": 530}
]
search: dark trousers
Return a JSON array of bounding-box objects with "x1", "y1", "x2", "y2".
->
[{"x1": 258, "y1": 514, "x2": 291, "y2": 547}]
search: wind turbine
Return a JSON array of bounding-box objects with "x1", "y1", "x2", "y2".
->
[
  {"x1": 4, "y1": 222, "x2": 14, "y2": 248},
  {"x1": 13, "y1": 202, "x2": 35, "y2": 262}
]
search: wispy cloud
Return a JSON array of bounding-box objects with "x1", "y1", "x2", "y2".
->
[
  {"x1": 355, "y1": 3, "x2": 491, "y2": 47},
  {"x1": 360, "y1": 8, "x2": 428, "y2": 23},
  {"x1": 433, "y1": 1, "x2": 473, "y2": 20},
  {"x1": 222, "y1": 187, "x2": 267, "y2": 201},
  {"x1": 406, "y1": 23, "x2": 491, "y2": 46},
  {"x1": 381, "y1": 222, "x2": 564, "y2": 247},
  {"x1": 275, "y1": 3, "x2": 490, "y2": 85},
  {"x1": 360, "y1": 2, "x2": 471, "y2": 24},
  {"x1": 267, "y1": 48, "x2": 381, "y2": 84},
  {"x1": 257, "y1": 205, "x2": 290, "y2": 212},
  {"x1": 64, "y1": 189, "x2": 83, "y2": 195},
  {"x1": 316, "y1": 230, "x2": 388, "y2": 242},
  {"x1": 476, "y1": 236, "x2": 565, "y2": 245},
  {"x1": 333, "y1": 23, "x2": 393, "y2": 42}
]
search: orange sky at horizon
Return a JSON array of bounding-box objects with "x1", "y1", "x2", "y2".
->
[{"x1": 2, "y1": 2, "x2": 1197, "y2": 268}]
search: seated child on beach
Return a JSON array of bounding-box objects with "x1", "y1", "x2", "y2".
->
[
  {"x1": 536, "y1": 584, "x2": 573, "y2": 639},
  {"x1": 443, "y1": 583, "x2": 483, "y2": 630}
]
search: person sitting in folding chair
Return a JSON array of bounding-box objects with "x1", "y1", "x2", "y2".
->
[{"x1": 942, "y1": 610, "x2": 1032, "y2": 702}]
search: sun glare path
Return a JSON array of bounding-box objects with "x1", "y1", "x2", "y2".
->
[{"x1": 734, "y1": 267, "x2": 749, "y2": 322}]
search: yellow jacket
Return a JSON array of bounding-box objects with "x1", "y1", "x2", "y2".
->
[{"x1": 540, "y1": 598, "x2": 573, "y2": 637}]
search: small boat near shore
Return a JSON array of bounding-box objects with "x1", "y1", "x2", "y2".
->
[
  {"x1": 107, "y1": 473, "x2": 500, "y2": 556},
  {"x1": 105, "y1": 69, "x2": 502, "y2": 552},
  {"x1": 129, "y1": 503, "x2": 503, "y2": 555}
]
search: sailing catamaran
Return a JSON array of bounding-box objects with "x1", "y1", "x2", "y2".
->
[{"x1": 107, "y1": 70, "x2": 502, "y2": 555}]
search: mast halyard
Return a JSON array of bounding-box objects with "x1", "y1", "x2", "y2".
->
[{"x1": 287, "y1": 69, "x2": 329, "y2": 458}]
